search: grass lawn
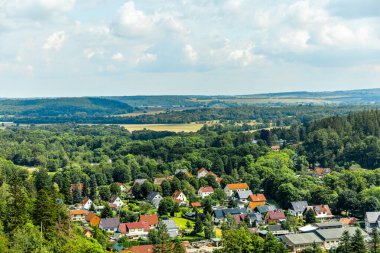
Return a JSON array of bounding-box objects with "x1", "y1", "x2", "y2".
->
[{"x1": 173, "y1": 217, "x2": 195, "y2": 230}]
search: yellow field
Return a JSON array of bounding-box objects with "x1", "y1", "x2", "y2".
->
[{"x1": 122, "y1": 123, "x2": 206, "y2": 133}]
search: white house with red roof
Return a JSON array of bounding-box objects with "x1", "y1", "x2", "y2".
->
[
  {"x1": 172, "y1": 190, "x2": 187, "y2": 205},
  {"x1": 116, "y1": 183, "x2": 127, "y2": 192},
  {"x1": 197, "y1": 168, "x2": 208, "y2": 178},
  {"x1": 198, "y1": 187, "x2": 214, "y2": 198},
  {"x1": 118, "y1": 221, "x2": 150, "y2": 237},
  {"x1": 80, "y1": 197, "x2": 93, "y2": 210}
]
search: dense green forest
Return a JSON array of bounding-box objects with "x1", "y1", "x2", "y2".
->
[
  {"x1": 0, "y1": 97, "x2": 134, "y2": 117},
  {"x1": 2, "y1": 110, "x2": 380, "y2": 251},
  {"x1": 3, "y1": 105, "x2": 376, "y2": 125}
]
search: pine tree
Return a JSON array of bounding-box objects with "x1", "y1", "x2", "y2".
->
[
  {"x1": 203, "y1": 214, "x2": 215, "y2": 239},
  {"x1": 173, "y1": 238, "x2": 185, "y2": 253},
  {"x1": 90, "y1": 174, "x2": 98, "y2": 201},
  {"x1": 305, "y1": 209, "x2": 317, "y2": 224},
  {"x1": 338, "y1": 230, "x2": 351, "y2": 253},
  {"x1": 72, "y1": 187, "x2": 82, "y2": 204},
  {"x1": 5, "y1": 173, "x2": 29, "y2": 233},
  {"x1": 351, "y1": 228, "x2": 366, "y2": 253},
  {"x1": 193, "y1": 214, "x2": 203, "y2": 234},
  {"x1": 62, "y1": 173, "x2": 72, "y2": 204},
  {"x1": 101, "y1": 204, "x2": 113, "y2": 218},
  {"x1": 371, "y1": 228, "x2": 380, "y2": 253},
  {"x1": 155, "y1": 224, "x2": 172, "y2": 253}
]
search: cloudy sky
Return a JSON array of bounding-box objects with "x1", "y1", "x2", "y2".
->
[{"x1": 0, "y1": 0, "x2": 379, "y2": 97}]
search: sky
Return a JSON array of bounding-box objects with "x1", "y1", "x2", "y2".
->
[{"x1": 0, "y1": 0, "x2": 379, "y2": 97}]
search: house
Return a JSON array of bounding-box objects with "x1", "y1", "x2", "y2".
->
[
  {"x1": 232, "y1": 214, "x2": 246, "y2": 225},
  {"x1": 365, "y1": 211, "x2": 380, "y2": 233},
  {"x1": 175, "y1": 169, "x2": 188, "y2": 175},
  {"x1": 159, "y1": 220, "x2": 179, "y2": 237},
  {"x1": 85, "y1": 212, "x2": 101, "y2": 227},
  {"x1": 198, "y1": 187, "x2": 214, "y2": 198},
  {"x1": 133, "y1": 179, "x2": 147, "y2": 186},
  {"x1": 266, "y1": 224, "x2": 290, "y2": 236},
  {"x1": 224, "y1": 183, "x2": 249, "y2": 197},
  {"x1": 212, "y1": 208, "x2": 247, "y2": 223},
  {"x1": 83, "y1": 228, "x2": 93, "y2": 238},
  {"x1": 70, "y1": 183, "x2": 83, "y2": 194},
  {"x1": 340, "y1": 217, "x2": 357, "y2": 226},
  {"x1": 316, "y1": 227, "x2": 369, "y2": 250},
  {"x1": 246, "y1": 212, "x2": 264, "y2": 226},
  {"x1": 256, "y1": 205, "x2": 277, "y2": 215},
  {"x1": 197, "y1": 168, "x2": 208, "y2": 178},
  {"x1": 247, "y1": 201, "x2": 266, "y2": 213},
  {"x1": 139, "y1": 214, "x2": 159, "y2": 228},
  {"x1": 80, "y1": 197, "x2": 93, "y2": 210},
  {"x1": 235, "y1": 190, "x2": 253, "y2": 202},
  {"x1": 147, "y1": 191, "x2": 163, "y2": 209},
  {"x1": 281, "y1": 233, "x2": 324, "y2": 253},
  {"x1": 116, "y1": 183, "x2": 127, "y2": 192},
  {"x1": 172, "y1": 190, "x2": 187, "y2": 205},
  {"x1": 118, "y1": 221, "x2": 150, "y2": 237},
  {"x1": 250, "y1": 194, "x2": 267, "y2": 203},
  {"x1": 191, "y1": 202, "x2": 202, "y2": 208},
  {"x1": 110, "y1": 196, "x2": 123, "y2": 209},
  {"x1": 153, "y1": 177, "x2": 167, "y2": 185},
  {"x1": 311, "y1": 205, "x2": 334, "y2": 220},
  {"x1": 99, "y1": 217, "x2": 120, "y2": 232},
  {"x1": 314, "y1": 221, "x2": 343, "y2": 230},
  {"x1": 69, "y1": 209, "x2": 87, "y2": 222},
  {"x1": 122, "y1": 245, "x2": 154, "y2": 253},
  {"x1": 289, "y1": 201, "x2": 309, "y2": 217},
  {"x1": 271, "y1": 145, "x2": 281, "y2": 151},
  {"x1": 265, "y1": 210, "x2": 286, "y2": 223},
  {"x1": 313, "y1": 167, "x2": 331, "y2": 178}
]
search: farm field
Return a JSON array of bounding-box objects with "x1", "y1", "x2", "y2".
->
[{"x1": 122, "y1": 123, "x2": 206, "y2": 132}]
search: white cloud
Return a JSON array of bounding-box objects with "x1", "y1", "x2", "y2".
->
[
  {"x1": 134, "y1": 53, "x2": 157, "y2": 65},
  {"x1": 43, "y1": 31, "x2": 66, "y2": 50},
  {"x1": 83, "y1": 48, "x2": 103, "y2": 59},
  {"x1": 112, "y1": 52, "x2": 125, "y2": 62},
  {"x1": 183, "y1": 44, "x2": 198, "y2": 64}
]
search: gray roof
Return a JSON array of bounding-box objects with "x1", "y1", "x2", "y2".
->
[
  {"x1": 281, "y1": 233, "x2": 323, "y2": 245},
  {"x1": 160, "y1": 220, "x2": 179, "y2": 230},
  {"x1": 257, "y1": 205, "x2": 277, "y2": 214},
  {"x1": 100, "y1": 217, "x2": 120, "y2": 229},
  {"x1": 267, "y1": 225, "x2": 283, "y2": 232},
  {"x1": 248, "y1": 212, "x2": 263, "y2": 222},
  {"x1": 134, "y1": 179, "x2": 147, "y2": 185},
  {"x1": 366, "y1": 212, "x2": 380, "y2": 223},
  {"x1": 290, "y1": 201, "x2": 309, "y2": 212},
  {"x1": 147, "y1": 191, "x2": 162, "y2": 202},
  {"x1": 316, "y1": 227, "x2": 368, "y2": 241},
  {"x1": 236, "y1": 190, "x2": 253, "y2": 199},
  {"x1": 213, "y1": 208, "x2": 247, "y2": 219},
  {"x1": 314, "y1": 221, "x2": 343, "y2": 229}
]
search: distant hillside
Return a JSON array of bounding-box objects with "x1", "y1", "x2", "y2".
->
[{"x1": 0, "y1": 97, "x2": 134, "y2": 117}]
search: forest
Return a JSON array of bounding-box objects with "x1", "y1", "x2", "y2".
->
[{"x1": 1, "y1": 110, "x2": 380, "y2": 252}]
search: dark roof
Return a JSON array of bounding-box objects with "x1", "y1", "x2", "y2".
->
[
  {"x1": 290, "y1": 201, "x2": 309, "y2": 212},
  {"x1": 257, "y1": 205, "x2": 277, "y2": 214},
  {"x1": 147, "y1": 191, "x2": 161, "y2": 202},
  {"x1": 100, "y1": 217, "x2": 120, "y2": 229},
  {"x1": 267, "y1": 225, "x2": 283, "y2": 232},
  {"x1": 213, "y1": 208, "x2": 247, "y2": 219}
]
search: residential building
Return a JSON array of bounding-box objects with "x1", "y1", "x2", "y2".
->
[
  {"x1": 139, "y1": 214, "x2": 159, "y2": 229},
  {"x1": 116, "y1": 183, "x2": 127, "y2": 192},
  {"x1": 314, "y1": 221, "x2": 343, "y2": 230},
  {"x1": 235, "y1": 190, "x2": 253, "y2": 202},
  {"x1": 365, "y1": 211, "x2": 380, "y2": 233},
  {"x1": 266, "y1": 225, "x2": 290, "y2": 236},
  {"x1": 212, "y1": 208, "x2": 247, "y2": 223},
  {"x1": 247, "y1": 201, "x2": 266, "y2": 213},
  {"x1": 122, "y1": 245, "x2": 154, "y2": 253},
  {"x1": 198, "y1": 187, "x2": 214, "y2": 198},
  {"x1": 118, "y1": 222, "x2": 150, "y2": 237},
  {"x1": 289, "y1": 201, "x2": 309, "y2": 217},
  {"x1": 159, "y1": 220, "x2": 179, "y2": 237},
  {"x1": 197, "y1": 168, "x2": 208, "y2": 178},
  {"x1": 172, "y1": 190, "x2": 187, "y2": 205},
  {"x1": 110, "y1": 196, "x2": 123, "y2": 209},
  {"x1": 133, "y1": 179, "x2": 147, "y2": 186},
  {"x1": 249, "y1": 194, "x2": 267, "y2": 203},
  {"x1": 85, "y1": 212, "x2": 101, "y2": 227},
  {"x1": 69, "y1": 209, "x2": 87, "y2": 222},
  {"x1": 224, "y1": 183, "x2": 249, "y2": 198},
  {"x1": 80, "y1": 197, "x2": 93, "y2": 210},
  {"x1": 246, "y1": 212, "x2": 264, "y2": 226},
  {"x1": 311, "y1": 205, "x2": 334, "y2": 220},
  {"x1": 271, "y1": 146, "x2": 281, "y2": 151},
  {"x1": 99, "y1": 217, "x2": 120, "y2": 232},
  {"x1": 281, "y1": 233, "x2": 324, "y2": 253},
  {"x1": 256, "y1": 205, "x2": 277, "y2": 215},
  {"x1": 313, "y1": 167, "x2": 331, "y2": 178},
  {"x1": 316, "y1": 227, "x2": 369, "y2": 250},
  {"x1": 153, "y1": 177, "x2": 166, "y2": 185},
  {"x1": 191, "y1": 202, "x2": 202, "y2": 208},
  {"x1": 147, "y1": 191, "x2": 163, "y2": 209},
  {"x1": 265, "y1": 210, "x2": 286, "y2": 223}
]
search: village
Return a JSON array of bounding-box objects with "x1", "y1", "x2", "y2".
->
[{"x1": 67, "y1": 160, "x2": 376, "y2": 253}]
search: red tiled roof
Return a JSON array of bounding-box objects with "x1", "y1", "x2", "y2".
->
[
  {"x1": 199, "y1": 187, "x2": 214, "y2": 193},
  {"x1": 69, "y1": 209, "x2": 87, "y2": 216},
  {"x1": 249, "y1": 194, "x2": 266, "y2": 202},
  {"x1": 139, "y1": 214, "x2": 159, "y2": 226},
  {"x1": 271, "y1": 146, "x2": 281, "y2": 150},
  {"x1": 314, "y1": 205, "x2": 332, "y2": 215},
  {"x1": 226, "y1": 183, "x2": 249, "y2": 190},
  {"x1": 80, "y1": 196, "x2": 91, "y2": 205},
  {"x1": 267, "y1": 210, "x2": 286, "y2": 220},
  {"x1": 172, "y1": 190, "x2": 183, "y2": 199},
  {"x1": 122, "y1": 245, "x2": 154, "y2": 253},
  {"x1": 198, "y1": 168, "x2": 207, "y2": 174},
  {"x1": 191, "y1": 202, "x2": 202, "y2": 207},
  {"x1": 119, "y1": 222, "x2": 150, "y2": 234}
]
